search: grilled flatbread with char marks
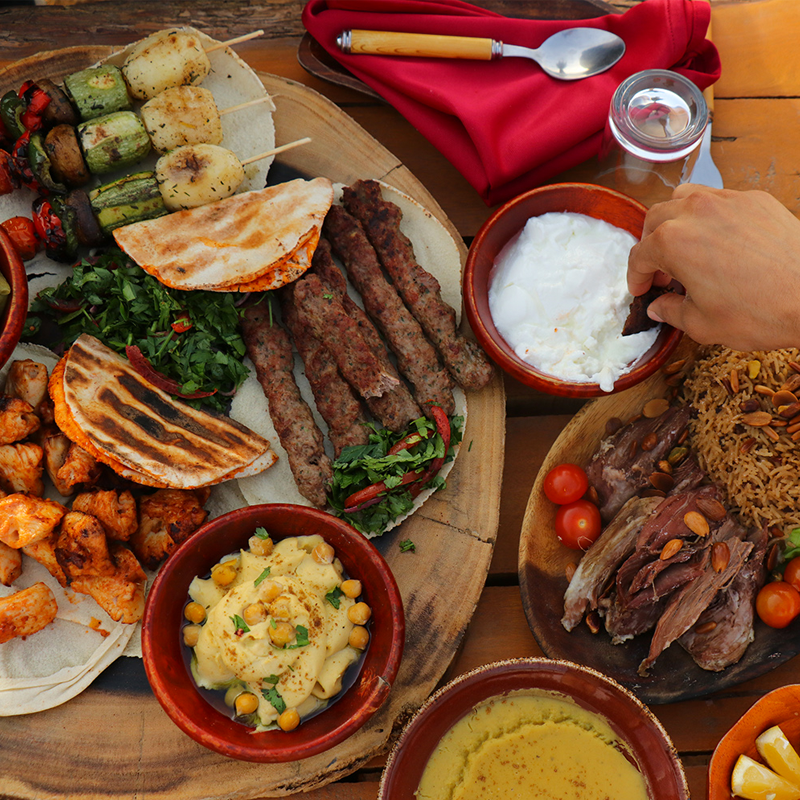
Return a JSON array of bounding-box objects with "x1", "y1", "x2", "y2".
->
[
  {"x1": 50, "y1": 335, "x2": 277, "y2": 489},
  {"x1": 113, "y1": 178, "x2": 334, "y2": 292}
]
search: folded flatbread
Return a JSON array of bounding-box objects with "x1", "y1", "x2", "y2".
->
[
  {"x1": 50, "y1": 334, "x2": 277, "y2": 489},
  {"x1": 113, "y1": 177, "x2": 334, "y2": 292}
]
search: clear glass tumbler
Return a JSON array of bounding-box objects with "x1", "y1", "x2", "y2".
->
[{"x1": 595, "y1": 69, "x2": 708, "y2": 205}]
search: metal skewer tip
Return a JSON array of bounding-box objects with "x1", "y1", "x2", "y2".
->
[{"x1": 337, "y1": 31, "x2": 352, "y2": 54}]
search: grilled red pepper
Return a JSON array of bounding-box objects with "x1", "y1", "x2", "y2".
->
[
  {"x1": 0, "y1": 151, "x2": 19, "y2": 196},
  {"x1": 343, "y1": 470, "x2": 422, "y2": 514},
  {"x1": 170, "y1": 314, "x2": 193, "y2": 333},
  {"x1": 18, "y1": 81, "x2": 50, "y2": 132},
  {"x1": 408, "y1": 405, "x2": 451, "y2": 500},
  {"x1": 125, "y1": 345, "x2": 216, "y2": 400},
  {"x1": 11, "y1": 132, "x2": 42, "y2": 193},
  {"x1": 387, "y1": 428, "x2": 430, "y2": 456},
  {"x1": 32, "y1": 197, "x2": 67, "y2": 259}
]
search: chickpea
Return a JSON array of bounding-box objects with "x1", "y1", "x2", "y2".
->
[
  {"x1": 269, "y1": 594, "x2": 293, "y2": 620},
  {"x1": 182, "y1": 624, "x2": 201, "y2": 647},
  {"x1": 312, "y1": 542, "x2": 335, "y2": 565},
  {"x1": 258, "y1": 579, "x2": 283, "y2": 603},
  {"x1": 184, "y1": 601, "x2": 206, "y2": 623},
  {"x1": 348, "y1": 625, "x2": 369, "y2": 650},
  {"x1": 268, "y1": 620, "x2": 296, "y2": 647},
  {"x1": 242, "y1": 601, "x2": 268, "y2": 626},
  {"x1": 347, "y1": 602, "x2": 372, "y2": 625},
  {"x1": 234, "y1": 692, "x2": 260, "y2": 716},
  {"x1": 277, "y1": 708, "x2": 300, "y2": 732},
  {"x1": 211, "y1": 561, "x2": 237, "y2": 587},
  {"x1": 248, "y1": 534, "x2": 273, "y2": 557},
  {"x1": 340, "y1": 579, "x2": 362, "y2": 599}
]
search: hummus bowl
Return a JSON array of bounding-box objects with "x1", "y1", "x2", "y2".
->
[
  {"x1": 379, "y1": 657, "x2": 688, "y2": 799},
  {"x1": 463, "y1": 183, "x2": 682, "y2": 398},
  {"x1": 142, "y1": 503, "x2": 404, "y2": 762}
]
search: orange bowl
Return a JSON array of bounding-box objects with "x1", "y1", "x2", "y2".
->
[
  {"x1": 708, "y1": 685, "x2": 800, "y2": 800},
  {"x1": 463, "y1": 183, "x2": 682, "y2": 398},
  {"x1": 379, "y1": 657, "x2": 689, "y2": 799},
  {"x1": 142, "y1": 503, "x2": 405, "y2": 762},
  {"x1": 0, "y1": 225, "x2": 29, "y2": 370}
]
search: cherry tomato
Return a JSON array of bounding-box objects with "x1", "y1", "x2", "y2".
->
[
  {"x1": 543, "y1": 463, "x2": 589, "y2": 505},
  {"x1": 555, "y1": 499, "x2": 602, "y2": 550},
  {"x1": 1, "y1": 216, "x2": 39, "y2": 261},
  {"x1": 756, "y1": 581, "x2": 800, "y2": 629},
  {"x1": 783, "y1": 557, "x2": 800, "y2": 593}
]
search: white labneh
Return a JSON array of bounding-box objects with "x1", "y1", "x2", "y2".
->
[{"x1": 488, "y1": 211, "x2": 660, "y2": 392}]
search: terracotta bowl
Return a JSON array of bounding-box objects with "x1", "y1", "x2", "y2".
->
[
  {"x1": 464, "y1": 183, "x2": 682, "y2": 397},
  {"x1": 0, "y1": 226, "x2": 29, "y2": 371},
  {"x1": 708, "y1": 685, "x2": 800, "y2": 800},
  {"x1": 142, "y1": 504, "x2": 405, "y2": 762},
  {"x1": 379, "y1": 657, "x2": 689, "y2": 799}
]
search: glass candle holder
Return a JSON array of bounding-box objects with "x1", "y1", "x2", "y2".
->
[{"x1": 595, "y1": 69, "x2": 708, "y2": 205}]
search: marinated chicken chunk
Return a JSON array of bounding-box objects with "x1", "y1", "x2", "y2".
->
[
  {"x1": 0, "y1": 582, "x2": 58, "y2": 644},
  {"x1": 41, "y1": 427, "x2": 73, "y2": 496},
  {"x1": 0, "y1": 397, "x2": 40, "y2": 445},
  {"x1": 0, "y1": 493, "x2": 67, "y2": 549},
  {"x1": 23, "y1": 533, "x2": 67, "y2": 587},
  {"x1": 130, "y1": 489, "x2": 208, "y2": 569},
  {"x1": 55, "y1": 443, "x2": 101, "y2": 494},
  {"x1": 4, "y1": 360, "x2": 49, "y2": 416},
  {"x1": 0, "y1": 541, "x2": 22, "y2": 586},
  {"x1": 71, "y1": 543, "x2": 146, "y2": 623},
  {"x1": 0, "y1": 442, "x2": 45, "y2": 495},
  {"x1": 72, "y1": 489, "x2": 137, "y2": 541},
  {"x1": 55, "y1": 511, "x2": 116, "y2": 580}
]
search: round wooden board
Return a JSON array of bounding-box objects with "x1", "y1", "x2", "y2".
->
[
  {"x1": 518, "y1": 336, "x2": 800, "y2": 705},
  {"x1": 0, "y1": 48, "x2": 505, "y2": 799}
]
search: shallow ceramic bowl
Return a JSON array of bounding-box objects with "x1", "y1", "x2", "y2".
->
[
  {"x1": 379, "y1": 657, "x2": 689, "y2": 799},
  {"x1": 0, "y1": 226, "x2": 29, "y2": 371},
  {"x1": 708, "y1": 684, "x2": 800, "y2": 800},
  {"x1": 142, "y1": 504, "x2": 405, "y2": 762},
  {"x1": 463, "y1": 183, "x2": 682, "y2": 397}
]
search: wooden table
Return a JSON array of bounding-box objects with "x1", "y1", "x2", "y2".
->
[{"x1": 2, "y1": 1, "x2": 798, "y2": 798}]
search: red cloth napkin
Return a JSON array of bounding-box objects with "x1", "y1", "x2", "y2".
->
[{"x1": 302, "y1": 0, "x2": 720, "y2": 206}]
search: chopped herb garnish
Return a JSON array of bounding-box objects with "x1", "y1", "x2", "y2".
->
[
  {"x1": 230, "y1": 615, "x2": 250, "y2": 635},
  {"x1": 286, "y1": 625, "x2": 310, "y2": 649},
  {"x1": 783, "y1": 528, "x2": 800, "y2": 562},
  {"x1": 262, "y1": 685, "x2": 286, "y2": 714},
  {"x1": 264, "y1": 674, "x2": 280, "y2": 685},
  {"x1": 253, "y1": 527, "x2": 270, "y2": 540},
  {"x1": 323, "y1": 293, "x2": 333, "y2": 300},
  {"x1": 399, "y1": 539, "x2": 416, "y2": 553},
  {"x1": 325, "y1": 586, "x2": 344, "y2": 609},
  {"x1": 468, "y1": 439, "x2": 473, "y2": 452},
  {"x1": 270, "y1": 617, "x2": 277, "y2": 629},
  {"x1": 254, "y1": 567, "x2": 271, "y2": 587}
]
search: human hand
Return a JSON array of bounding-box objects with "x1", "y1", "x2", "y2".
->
[{"x1": 627, "y1": 184, "x2": 800, "y2": 351}]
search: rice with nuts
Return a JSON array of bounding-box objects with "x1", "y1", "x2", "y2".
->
[{"x1": 682, "y1": 345, "x2": 800, "y2": 534}]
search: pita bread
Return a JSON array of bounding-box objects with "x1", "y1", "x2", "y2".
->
[
  {"x1": 53, "y1": 335, "x2": 277, "y2": 489},
  {"x1": 113, "y1": 178, "x2": 334, "y2": 292}
]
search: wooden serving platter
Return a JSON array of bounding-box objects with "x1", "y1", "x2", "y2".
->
[
  {"x1": 518, "y1": 337, "x2": 800, "y2": 705},
  {"x1": 0, "y1": 47, "x2": 505, "y2": 798}
]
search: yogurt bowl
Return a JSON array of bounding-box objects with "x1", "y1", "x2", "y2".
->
[{"x1": 464, "y1": 183, "x2": 682, "y2": 397}]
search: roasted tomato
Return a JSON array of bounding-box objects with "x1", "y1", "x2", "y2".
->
[
  {"x1": 555, "y1": 499, "x2": 602, "y2": 550},
  {"x1": 1, "y1": 216, "x2": 39, "y2": 261},
  {"x1": 783, "y1": 557, "x2": 800, "y2": 594},
  {"x1": 543, "y1": 463, "x2": 589, "y2": 505},
  {"x1": 756, "y1": 581, "x2": 800, "y2": 629}
]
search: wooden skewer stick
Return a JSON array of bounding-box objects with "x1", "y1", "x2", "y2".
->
[
  {"x1": 241, "y1": 137, "x2": 312, "y2": 166},
  {"x1": 205, "y1": 30, "x2": 265, "y2": 54},
  {"x1": 219, "y1": 97, "x2": 273, "y2": 116}
]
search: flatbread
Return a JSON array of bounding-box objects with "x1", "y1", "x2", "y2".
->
[
  {"x1": 55, "y1": 334, "x2": 277, "y2": 489},
  {"x1": 113, "y1": 178, "x2": 334, "y2": 291}
]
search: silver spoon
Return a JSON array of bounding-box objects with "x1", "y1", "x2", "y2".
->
[{"x1": 337, "y1": 28, "x2": 626, "y2": 81}]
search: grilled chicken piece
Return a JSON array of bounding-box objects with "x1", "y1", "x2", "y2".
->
[
  {"x1": 0, "y1": 582, "x2": 58, "y2": 644},
  {"x1": 0, "y1": 397, "x2": 40, "y2": 445},
  {"x1": 55, "y1": 511, "x2": 116, "y2": 580},
  {"x1": 71, "y1": 543, "x2": 146, "y2": 623},
  {"x1": 0, "y1": 442, "x2": 45, "y2": 495},
  {"x1": 130, "y1": 489, "x2": 207, "y2": 569},
  {"x1": 4, "y1": 360, "x2": 49, "y2": 416},
  {"x1": 23, "y1": 533, "x2": 68, "y2": 587},
  {"x1": 0, "y1": 541, "x2": 22, "y2": 586},
  {"x1": 0, "y1": 493, "x2": 67, "y2": 549},
  {"x1": 56, "y1": 443, "x2": 102, "y2": 494},
  {"x1": 41, "y1": 427, "x2": 73, "y2": 496},
  {"x1": 72, "y1": 489, "x2": 137, "y2": 541}
]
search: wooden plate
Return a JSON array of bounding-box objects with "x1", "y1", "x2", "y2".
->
[
  {"x1": 0, "y1": 47, "x2": 505, "y2": 798},
  {"x1": 518, "y1": 337, "x2": 800, "y2": 705}
]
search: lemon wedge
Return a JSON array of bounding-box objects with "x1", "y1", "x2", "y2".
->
[
  {"x1": 731, "y1": 754, "x2": 800, "y2": 800},
  {"x1": 757, "y1": 726, "x2": 800, "y2": 785}
]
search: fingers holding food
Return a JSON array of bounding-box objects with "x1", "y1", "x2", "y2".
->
[{"x1": 0, "y1": 582, "x2": 58, "y2": 644}]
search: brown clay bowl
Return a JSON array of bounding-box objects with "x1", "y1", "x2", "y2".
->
[
  {"x1": 0, "y1": 226, "x2": 29, "y2": 371},
  {"x1": 379, "y1": 657, "x2": 689, "y2": 799},
  {"x1": 708, "y1": 685, "x2": 800, "y2": 800},
  {"x1": 463, "y1": 182, "x2": 682, "y2": 397},
  {"x1": 142, "y1": 503, "x2": 405, "y2": 762}
]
